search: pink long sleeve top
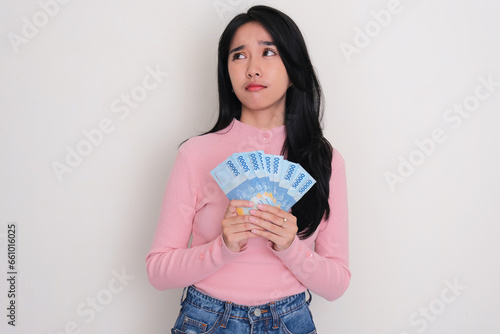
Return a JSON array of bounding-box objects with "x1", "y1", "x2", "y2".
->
[{"x1": 146, "y1": 119, "x2": 350, "y2": 306}]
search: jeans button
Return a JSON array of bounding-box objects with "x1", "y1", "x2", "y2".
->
[{"x1": 253, "y1": 308, "x2": 262, "y2": 317}]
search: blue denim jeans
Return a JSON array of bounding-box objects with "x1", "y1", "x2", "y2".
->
[{"x1": 171, "y1": 286, "x2": 316, "y2": 334}]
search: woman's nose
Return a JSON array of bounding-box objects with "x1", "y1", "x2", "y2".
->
[
  {"x1": 246, "y1": 57, "x2": 262, "y2": 78},
  {"x1": 247, "y1": 71, "x2": 260, "y2": 78}
]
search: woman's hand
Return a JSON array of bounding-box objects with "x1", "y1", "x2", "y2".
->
[
  {"x1": 249, "y1": 204, "x2": 298, "y2": 252},
  {"x1": 222, "y1": 200, "x2": 261, "y2": 252}
]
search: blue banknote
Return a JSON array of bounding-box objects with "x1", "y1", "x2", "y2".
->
[{"x1": 211, "y1": 151, "x2": 316, "y2": 215}]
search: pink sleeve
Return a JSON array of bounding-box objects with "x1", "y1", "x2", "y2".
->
[
  {"x1": 272, "y1": 148, "x2": 351, "y2": 301},
  {"x1": 145, "y1": 147, "x2": 241, "y2": 290}
]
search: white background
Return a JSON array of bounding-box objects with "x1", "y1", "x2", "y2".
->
[{"x1": 1, "y1": 0, "x2": 499, "y2": 333}]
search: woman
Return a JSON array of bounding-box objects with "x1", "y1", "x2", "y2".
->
[{"x1": 146, "y1": 5, "x2": 350, "y2": 333}]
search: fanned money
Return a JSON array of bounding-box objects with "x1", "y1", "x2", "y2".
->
[{"x1": 211, "y1": 151, "x2": 316, "y2": 215}]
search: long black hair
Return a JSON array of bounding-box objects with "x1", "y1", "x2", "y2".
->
[{"x1": 205, "y1": 5, "x2": 333, "y2": 239}]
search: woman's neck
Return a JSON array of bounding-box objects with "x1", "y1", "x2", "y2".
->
[{"x1": 240, "y1": 108, "x2": 285, "y2": 130}]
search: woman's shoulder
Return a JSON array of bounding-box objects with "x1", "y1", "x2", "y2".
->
[
  {"x1": 178, "y1": 131, "x2": 228, "y2": 157},
  {"x1": 331, "y1": 146, "x2": 345, "y2": 162},
  {"x1": 330, "y1": 146, "x2": 346, "y2": 173}
]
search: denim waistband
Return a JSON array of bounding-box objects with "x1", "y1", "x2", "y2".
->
[{"x1": 181, "y1": 286, "x2": 311, "y2": 328}]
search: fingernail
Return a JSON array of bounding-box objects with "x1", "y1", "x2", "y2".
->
[
  {"x1": 249, "y1": 216, "x2": 255, "y2": 222},
  {"x1": 248, "y1": 201, "x2": 254, "y2": 207},
  {"x1": 249, "y1": 209, "x2": 256, "y2": 215},
  {"x1": 257, "y1": 204, "x2": 264, "y2": 209}
]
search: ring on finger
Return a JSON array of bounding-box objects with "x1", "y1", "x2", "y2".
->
[{"x1": 282, "y1": 217, "x2": 287, "y2": 227}]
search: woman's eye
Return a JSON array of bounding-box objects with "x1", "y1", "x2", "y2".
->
[
  {"x1": 264, "y1": 49, "x2": 277, "y2": 56},
  {"x1": 232, "y1": 52, "x2": 245, "y2": 60}
]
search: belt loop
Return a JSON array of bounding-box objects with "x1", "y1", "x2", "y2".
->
[
  {"x1": 306, "y1": 290, "x2": 312, "y2": 305},
  {"x1": 270, "y1": 302, "x2": 279, "y2": 329},
  {"x1": 220, "y1": 301, "x2": 232, "y2": 328},
  {"x1": 180, "y1": 286, "x2": 188, "y2": 305}
]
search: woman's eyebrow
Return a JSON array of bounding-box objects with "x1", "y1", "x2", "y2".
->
[
  {"x1": 229, "y1": 41, "x2": 276, "y2": 55},
  {"x1": 259, "y1": 40, "x2": 275, "y2": 46},
  {"x1": 229, "y1": 45, "x2": 245, "y2": 54}
]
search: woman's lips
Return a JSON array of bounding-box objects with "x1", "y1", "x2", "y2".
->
[{"x1": 245, "y1": 83, "x2": 267, "y2": 91}]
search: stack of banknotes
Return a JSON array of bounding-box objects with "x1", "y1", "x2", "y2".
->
[{"x1": 211, "y1": 150, "x2": 316, "y2": 215}]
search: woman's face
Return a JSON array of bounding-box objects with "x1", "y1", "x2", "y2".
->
[{"x1": 228, "y1": 22, "x2": 291, "y2": 118}]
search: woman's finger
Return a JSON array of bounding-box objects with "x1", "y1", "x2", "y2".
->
[
  {"x1": 250, "y1": 222, "x2": 296, "y2": 251},
  {"x1": 225, "y1": 200, "x2": 254, "y2": 216},
  {"x1": 248, "y1": 204, "x2": 298, "y2": 251},
  {"x1": 249, "y1": 204, "x2": 295, "y2": 227},
  {"x1": 249, "y1": 215, "x2": 295, "y2": 235},
  {"x1": 221, "y1": 212, "x2": 262, "y2": 252}
]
